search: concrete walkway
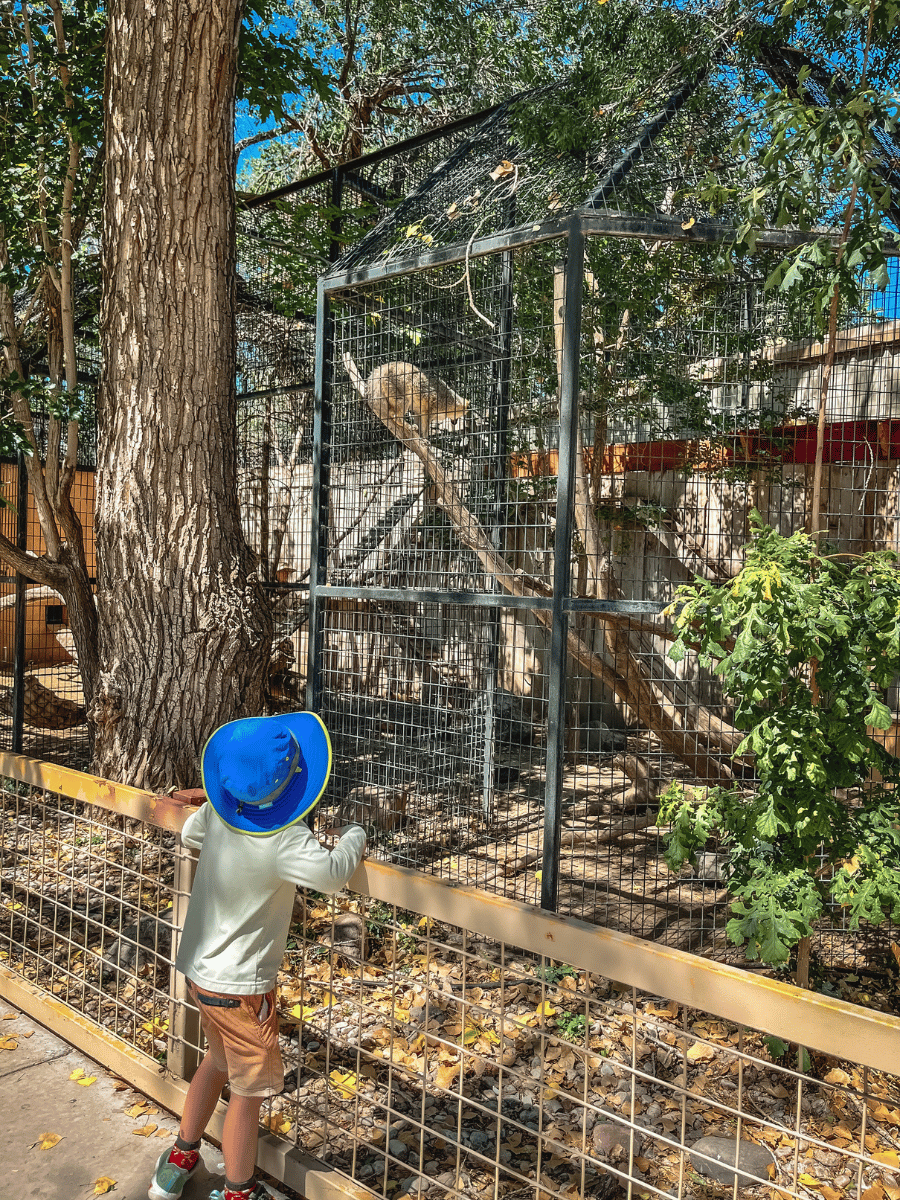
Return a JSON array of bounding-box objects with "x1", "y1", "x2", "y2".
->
[{"x1": 0, "y1": 1000, "x2": 296, "y2": 1200}]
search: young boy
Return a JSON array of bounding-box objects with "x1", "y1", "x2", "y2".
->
[{"x1": 149, "y1": 712, "x2": 366, "y2": 1200}]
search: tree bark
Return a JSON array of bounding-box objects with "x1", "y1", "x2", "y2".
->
[{"x1": 96, "y1": 0, "x2": 271, "y2": 789}]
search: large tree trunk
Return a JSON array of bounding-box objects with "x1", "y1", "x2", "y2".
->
[{"x1": 95, "y1": 0, "x2": 271, "y2": 789}]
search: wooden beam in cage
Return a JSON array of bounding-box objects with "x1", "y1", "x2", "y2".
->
[{"x1": 510, "y1": 417, "x2": 900, "y2": 478}]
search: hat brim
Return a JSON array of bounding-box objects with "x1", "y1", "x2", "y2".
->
[{"x1": 201, "y1": 712, "x2": 332, "y2": 836}]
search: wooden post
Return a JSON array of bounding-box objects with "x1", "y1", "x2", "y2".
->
[{"x1": 166, "y1": 789, "x2": 204, "y2": 1081}]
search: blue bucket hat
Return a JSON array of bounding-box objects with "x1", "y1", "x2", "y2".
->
[{"x1": 201, "y1": 712, "x2": 332, "y2": 835}]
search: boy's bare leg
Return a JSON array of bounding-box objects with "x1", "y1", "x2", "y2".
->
[
  {"x1": 179, "y1": 1053, "x2": 229, "y2": 1143},
  {"x1": 222, "y1": 1094, "x2": 266, "y2": 1185}
]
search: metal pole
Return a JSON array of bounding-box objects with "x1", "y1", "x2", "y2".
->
[
  {"x1": 303, "y1": 174, "x2": 343, "y2": 833},
  {"x1": 308, "y1": 280, "x2": 334, "y2": 724},
  {"x1": 166, "y1": 843, "x2": 201, "y2": 1081},
  {"x1": 481, "y1": 248, "x2": 515, "y2": 821},
  {"x1": 541, "y1": 219, "x2": 583, "y2": 913},
  {"x1": 11, "y1": 451, "x2": 28, "y2": 753},
  {"x1": 327, "y1": 168, "x2": 344, "y2": 265}
]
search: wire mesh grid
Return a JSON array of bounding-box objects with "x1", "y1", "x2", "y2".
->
[
  {"x1": 315, "y1": 217, "x2": 900, "y2": 979},
  {"x1": 0, "y1": 456, "x2": 94, "y2": 767},
  {"x1": 559, "y1": 238, "x2": 900, "y2": 966},
  {"x1": 270, "y1": 891, "x2": 900, "y2": 1200},
  {"x1": 328, "y1": 244, "x2": 560, "y2": 584},
  {"x1": 239, "y1": 112, "x2": 486, "y2": 314},
  {"x1": 326, "y1": 54, "x2": 882, "y2": 279},
  {"x1": 316, "y1": 243, "x2": 564, "y2": 858},
  {"x1": 5, "y1": 763, "x2": 900, "y2": 1200},
  {"x1": 0, "y1": 777, "x2": 183, "y2": 1057},
  {"x1": 314, "y1": 600, "x2": 551, "y2": 889}
]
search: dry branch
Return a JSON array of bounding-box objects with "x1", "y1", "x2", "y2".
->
[{"x1": 559, "y1": 814, "x2": 658, "y2": 847}]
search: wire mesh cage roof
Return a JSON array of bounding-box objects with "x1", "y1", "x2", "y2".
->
[{"x1": 329, "y1": 49, "x2": 900, "y2": 279}]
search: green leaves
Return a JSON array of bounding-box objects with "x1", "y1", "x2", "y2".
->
[
  {"x1": 663, "y1": 513, "x2": 900, "y2": 969},
  {"x1": 726, "y1": 864, "x2": 822, "y2": 965}
]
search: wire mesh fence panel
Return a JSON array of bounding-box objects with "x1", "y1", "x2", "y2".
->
[
  {"x1": 269, "y1": 886, "x2": 900, "y2": 1200},
  {"x1": 315, "y1": 244, "x2": 567, "y2": 877},
  {"x1": 562, "y1": 234, "x2": 900, "y2": 967},
  {"x1": 0, "y1": 774, "x2": 192, "y2": 1065},
  {"x1": 4, "y1": 760, "x2": 900, "y2": 1200},
  {"x1": 0, "y1": 458, "x2": 94, "y2": 768},
  {"x1": 314, "y1": 600, "x2": 551, "y2": 894},
  {"x1": 318, "y1": 182, "x2": 900, "y2": 981}
]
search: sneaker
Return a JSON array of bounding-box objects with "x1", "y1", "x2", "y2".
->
[
  {"x1": 148, "y1": 1146, "x2": 200, "y2": 1200},
  {"x1": 208, "y1": 1183, "x2": 272, "y2": 1200}
]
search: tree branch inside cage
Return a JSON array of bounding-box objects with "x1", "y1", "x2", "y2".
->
[{"x1": 344, "y1": 352, "x2": 742, "y2": 784}]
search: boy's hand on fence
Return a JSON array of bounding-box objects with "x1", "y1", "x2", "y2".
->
[{"x1": 323, "y1": 824, "x2": 367, "y2": 842}]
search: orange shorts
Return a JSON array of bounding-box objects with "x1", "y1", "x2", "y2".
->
[{"x1": 188, "y1": 982, "x2": 283, "y2": 1098}]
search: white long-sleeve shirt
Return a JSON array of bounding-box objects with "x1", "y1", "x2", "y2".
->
[{"x1": 175, "y1": 802, "x2": 366, "y2": 994}]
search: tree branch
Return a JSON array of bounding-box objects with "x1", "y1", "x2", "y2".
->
[
  {"x1": 236, "y1": 118, "x2": 305, "y2": 156},
  {"x1": 0, "y1": 531, "x2": 66, "y2": 589}
]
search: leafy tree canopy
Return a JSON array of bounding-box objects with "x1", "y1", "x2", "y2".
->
[
  {"x1": 236, "y1": 0, "x2": 556, "y2": 189},
  {"x1": 512, "y1": 0, "x2": 900, "y2": 324},
  {"x1": 662, "y1": 514, "x2": 900, "y2": 968}
]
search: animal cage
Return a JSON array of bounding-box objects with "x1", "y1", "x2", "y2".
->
[{"x1": 301, "y1": 60, "x2": 900, "y2": 974}]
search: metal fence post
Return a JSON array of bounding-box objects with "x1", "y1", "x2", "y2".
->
[
  {"x1": 307, "y1": 279, "x2": 334, "y2": 722},
  {"x1": 541, "y1": 218, "x2": 583, "y2": 913},
  {"x1": 11, "y1": 450, "x2": 28, "y2": 754},
  {"x1": 481, "y1": 246, "x2": 515, "y2": 821}
]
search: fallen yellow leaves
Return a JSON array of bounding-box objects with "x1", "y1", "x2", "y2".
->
[
  {"x1": 434, "y1": 1061, "x2": 461, "y2": 1090},
  {"x1": 685, "y1": 1042, "x2": 716, "y2": 1063},
  {"x1": 0, "y1": 1034, "x2": 18, "y2": 1050},
  {"x1": 288, "y1": 1003, "x2": 318, "y2": 1022},
  {"x1": 93, "y1": 1178, "x2": 117, "y2": 1195},
  {"x1": 125, "y1": 1102, "x2": 158, "y2": 1119},
  {"x1": 647, "y1": 1001, "x2": 679, "y2": 1020},
  {"x1": 263, "y1": 1113, "x2": 292, "y2": 1136},
  {"x1": 824, "y1": 1068, "x2": 852, "y2": 1087},
  {"x1": 329, "y1": 1069, "x2": 357, "y2": 1099},
  {"x1": 132, "y1": 1124, "x2": 158, "y2": 1138},
  {"x1": 870, "y1": 1104, "x2": 900, "y2": 1127},
  {"x1": 33, "y1": 1132, "x2": 62, "y2": 1151},
  {"x1": 70, "y1": 1067, "x2": 97, "y2": 1086},
  {"x1": 798, "y1": 1172, "x2": 825, "y2": 1189}
]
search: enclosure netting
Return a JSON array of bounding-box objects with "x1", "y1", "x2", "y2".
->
[{"x1": 296, "y1": 60, "x2": 900, "y2": 987}]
